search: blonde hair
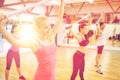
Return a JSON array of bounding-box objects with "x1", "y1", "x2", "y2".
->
[{"x1": 33, "y1": 15, "x2": 47, "y2": 28}]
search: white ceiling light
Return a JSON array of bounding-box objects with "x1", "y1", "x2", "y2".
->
[
  {"x1": 43, "y1": 0, "x2": 60, "y2": 6},
  {"x1": 65, "y1": 0, "x2": 94, "y2": 4},
  {"x1": 88, "y1": 0, "x2": 94, "y2": 3}
]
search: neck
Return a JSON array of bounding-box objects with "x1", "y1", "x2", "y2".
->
[
  {"x1": 38, "y1": 34, "x2": 53, "y2": 43},
  {"x1": 80, "y1": 32, "x2": 84, "y2": 36}
]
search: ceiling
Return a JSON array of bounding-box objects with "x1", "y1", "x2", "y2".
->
[
  {"x1": 1, "y1": 0, "x2": 120, "y2": 5},
  {"x1": 0, "y1": 0, "x2": 120, "y2": 17}
]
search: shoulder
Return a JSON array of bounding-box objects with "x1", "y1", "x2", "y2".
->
[{"x1": 30, "y1": 40, "x2": 41, "y2": 53}]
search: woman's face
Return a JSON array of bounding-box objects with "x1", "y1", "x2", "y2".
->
[
  {"x1": 42, "y1": 20, "x2": 51, "y2": 33},
  {"x1": 81, "y1": 26, "x2": 89, "y2": 34},
  {"x1": 34, "y1": 16, "x2": 51, "y2": 34},
  {"x1": 100, "y1": 24, "x2": 105, "y2": 30}
]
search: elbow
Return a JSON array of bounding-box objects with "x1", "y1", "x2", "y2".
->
[{"x1": 5, "y1": 36, "x2": 19, "y2": 47}]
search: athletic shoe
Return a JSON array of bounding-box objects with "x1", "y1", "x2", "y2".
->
[
  {"x1": 19, "y1": 75, "x2": 26, "y2": 80},
  {"x1": 96, "y1": 69, "x2": 103, "y2": 74}
]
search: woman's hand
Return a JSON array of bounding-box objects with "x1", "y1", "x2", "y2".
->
[{"x1": 0, "y1": 13, "x2": 8, "y2": 24}]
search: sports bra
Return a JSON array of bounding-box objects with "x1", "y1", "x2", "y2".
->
[{"x1": 79, "y1": 34, "x2": 89, "y2": 46}]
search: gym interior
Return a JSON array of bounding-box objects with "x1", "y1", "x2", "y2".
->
[{"x1": 0, "y1": 0, "x2": 120, "y2": 80}]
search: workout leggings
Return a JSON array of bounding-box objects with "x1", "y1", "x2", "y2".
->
[
  {"x1": 6, "y1": 50, "x2": 20, "y2": 70},
  {"x1": 71, "y1": 50, "x2": 85, "y2": 80}
]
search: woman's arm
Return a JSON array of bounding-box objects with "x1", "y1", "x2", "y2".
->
[
  {"x1": 50, "y1": 0, "x2": 64, "y2": 36},
  {"x1": 88, "y1": 13, "x2": 92, "y2": 28},
  {"x1": 0, "y1": 13, "x2": 33, "y2": 48},
  {"x1": 96, "y1": 24, "x2": 102, "y2": 39},
  {"x1": 101, "y1": 12, "x2": 105, "y2": 22},
  {"x1": 95, "y1": 12, "x2": 105, "y2": 39},
  {"x1": 69, "y1": 26, "x2": 82, "y2": 42}
]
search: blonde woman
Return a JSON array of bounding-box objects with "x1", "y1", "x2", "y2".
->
[{"x1": 0, "y1": 0, "x2": 64, "y2": 80}]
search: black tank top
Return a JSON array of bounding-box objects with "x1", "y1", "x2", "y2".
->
[{"x1": 79, "y1": 34, "x2": 89, "y2": 46}]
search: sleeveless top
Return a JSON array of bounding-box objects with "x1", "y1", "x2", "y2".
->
[
  {"x1": 34, "y1": 43, "x2": 56, "y2": 80},
  {"x1": 97, "y1": 30, "x2": 106, "y2": 46}
]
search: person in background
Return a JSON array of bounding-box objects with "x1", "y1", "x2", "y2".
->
[
  {"x1": 112, "y1": 25, "x2": 116, "y2": 46},
  {"x1": 0, "y1": 0, "x2": 64, "y2": 80},
  {"x1": 70, "y1": 14, "x2": 92, "y2": 80},
  {"x1": 95, "y1": 21, "x2": 106, "y2": 74},
  {"x1": 5, "y1": 23, "x2": 26, "y2": 80}
]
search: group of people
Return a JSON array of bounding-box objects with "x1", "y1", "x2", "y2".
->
[
  {"x1": 69, "y1": 13, "x2": 106, "y2": 80},
  {"x1": 0, "y1": 0, "x2": 106, "y2": 80},
  {"x1": 0, "y1": 0, "x2": 64, "y2": 80}
]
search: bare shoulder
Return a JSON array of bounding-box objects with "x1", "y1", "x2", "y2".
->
[{"x1": 28, "y1": 39, "x2": 40, "y2": 53}]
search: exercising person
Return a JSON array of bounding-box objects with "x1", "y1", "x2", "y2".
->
[
  {"x1": 5, "y1": 24, "x2": 26, "y2": 80},
  {"x1": 95, "y1": 21, "x2": 106, "y2": 74},
  {"x1": 70, "y1": 14, "x2": 92, "y2": 80},
  {"x1": 0, "y1": 0, "x2": 64, "y2": 80}
]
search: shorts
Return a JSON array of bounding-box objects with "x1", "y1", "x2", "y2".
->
[{"x1": 97, "y1": 45, "x2": 104, "y2": 54}]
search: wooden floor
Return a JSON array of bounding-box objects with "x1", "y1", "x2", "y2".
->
[{"x1": 0, "y1": 46, "x2": 120, "y2": 80}]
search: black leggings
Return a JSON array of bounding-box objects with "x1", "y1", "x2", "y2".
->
[{"x1": 71, "y1": 50, "x2": 85, "y2": 80}]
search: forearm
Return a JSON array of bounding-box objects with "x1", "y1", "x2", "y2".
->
[
  {"x1": 69, "y1": 27, "x2": 79, "y2": 40},
  {"x1": 101, "y1": 12, "x2": 105, "y2": 22},
  {"x1": 52, "y1": 0, "x2": 64, "y2": 35},
  {"x1": 88, "y1": 13, "x2": 92, "y2": 27},
  {"x1": 58, "y1": 0, "x2": 64, "y2": 21},
  {"x1": 0, "y1": 23, "x2": 16, "y2": 45},
  {"x1": 0, "y1": 24, "x2": 33, "y2": 48}
]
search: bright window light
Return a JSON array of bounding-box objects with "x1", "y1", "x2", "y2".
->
[{"x1": 20, "y1": 24, "x2": 36, "y2": 41}]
